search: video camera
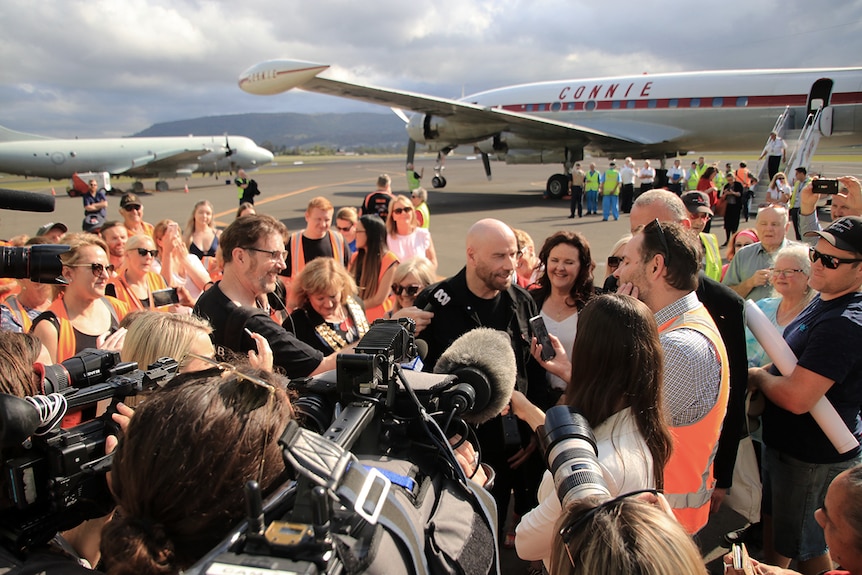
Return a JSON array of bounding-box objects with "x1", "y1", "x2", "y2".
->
[
  {"x1": 0, "y1": 244, "x2": 68, "y2": 285},
  {"x1": 0, "y1": 349, "x2": 178, "y2": 552},
  {"x1": 187, "y1": 319, "x2": 505, "y2": 575}
]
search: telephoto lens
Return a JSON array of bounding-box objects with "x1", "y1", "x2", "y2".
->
[{"x1": 539, "y1": 405, "x2": 611, "y2": 508}]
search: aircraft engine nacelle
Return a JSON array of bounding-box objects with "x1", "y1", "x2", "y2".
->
[
  {"x1": 504, "y1": 149, "x2": 566, "y2": 165},
  {"x1": 406, "y1": 114, "x2": 505, "y2": 144}
]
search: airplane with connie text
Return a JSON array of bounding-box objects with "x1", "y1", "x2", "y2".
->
[
  {"x1": 0, "y1": 124, "x2": 274, "y2": 192},
  {"x1": 239, "y1": 60, "x2": 862, "y2": 197}
]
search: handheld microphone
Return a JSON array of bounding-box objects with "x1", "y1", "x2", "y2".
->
[
  {"x1": 433, "y1": 328, "x2": 516, "y2": 425},
  {"x1": 0, "y1": 189, "x2": 56, "y2": 213}
]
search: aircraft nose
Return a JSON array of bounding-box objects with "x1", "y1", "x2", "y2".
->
[{"x1": 254, "y1": 147, "x2": 275, "y2": 166}]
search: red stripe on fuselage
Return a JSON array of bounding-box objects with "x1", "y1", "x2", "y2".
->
[{"x1": 499, "y1": 92, "x2": 862, "y2": 113}]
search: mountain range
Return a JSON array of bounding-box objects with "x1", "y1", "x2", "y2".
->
[{"x1": 133, "y1": 112, "x2": 408, "y2": 152}]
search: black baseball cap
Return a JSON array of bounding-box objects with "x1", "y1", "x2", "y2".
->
[
  {"x1": 804, "y1": 216, "x2": 862, "y2": 254},
  {"x1": 681, "y1": 191, "x2": 713, "y2": 216}
]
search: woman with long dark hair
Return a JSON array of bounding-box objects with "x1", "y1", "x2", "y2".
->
[
  {"x1": 349, "y1": 215, "x2": 399, "y2": 321},
  {"x1": 530, "y1": 231, "x2": 595, "y2": 393},
  {"x1": 511, "y1": 294, "x2": 674, "y2": 570},
  {"x1": 697, "y1": 166, "x2": 719, "y2": 233}
]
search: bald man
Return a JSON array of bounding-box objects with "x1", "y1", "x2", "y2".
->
[{"x1": 415, "y1": 218, "x2": 550, "y2": 536}]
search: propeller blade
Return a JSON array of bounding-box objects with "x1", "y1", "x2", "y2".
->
[
  {"x1": 224, "y1": 132, "x2": 234, "y2": 157},
  {"x1": 406, "y1": 139, "x2": 416, "y2": 166},
  {"x1": 481, "y1": 152, "x2": 492, "y2": 181},
  {"x1": 391, "y1": 107, "x2": 410, "y2": 124}
]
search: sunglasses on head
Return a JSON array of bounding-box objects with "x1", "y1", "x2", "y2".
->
[
  {"x1": 393, "y1": 206, "x2": 413, "y2": 215},
  {"x1": 136, "y1": 248, "x2": 158, "y2": 257},
  {"x1": 391, "y1": 283, "x2": 422, "y2": 297},
  {"x1": 809, "y1": 247, "x2": 862, "y2": 269}
]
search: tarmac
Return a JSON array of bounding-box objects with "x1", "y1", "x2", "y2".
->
[{"x1": 3, "y1": 154, "x2": 860, "y2": 573}]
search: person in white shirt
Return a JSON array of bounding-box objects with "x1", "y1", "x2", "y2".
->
[
  {"x1": 637, "y1": 160, "x2": 656, "y2": 199},
  {"x1": 759, "y1": 131, "x2": 787, "y2": 180},
  {"x1": 667, "y1": 158, "x2": 686, "y2": 196},
  {"x1": 619, "y1": 158, "x2": 637, "y2": 213}
]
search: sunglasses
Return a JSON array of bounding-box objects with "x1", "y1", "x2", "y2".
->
[
  {"x1": 809, "y1": 247, "x2": 862, "y2": 269},
  {"x1": 180, "y1": 353, "x2": 276, "y2": 393},
  {"x1": 136, "y1": 248, "x2": 158, "y2": 257},
  {"x1": 68, "y1": 262, "x2": 115, "y2": 277},
  {"x1": 393, "y1": 206, "x2": 413, "y2": 215},
  {"x1": 336, "y1": 225, "x2": 354, "y2": 232},
  {"x1": 123, "y1": 204, "x2": 142, "y2": 211},
  {"x1": 391, "y1": 283, "x2": 422, "y2": 297},
  {"x1": 607, "y1": 256, "x2": 621, "y2": 268},
  {"x1": 646, "y1": 219, "x2": 672, "y2": 265}
]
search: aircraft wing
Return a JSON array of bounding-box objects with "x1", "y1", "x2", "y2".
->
[
  {"x1": 114, "y1": 148, "x2": 211, "y2": 176},
  {"x1": 239, "y1": 60, "x2": 681, "y2": 147}
]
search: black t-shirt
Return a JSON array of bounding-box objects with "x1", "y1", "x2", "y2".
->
[
  {"x1": 282, "y1": 233, "x2": 350, "y2": 277},
  {"x1": 193, "y1": 282, "x2": 324, "y2": 378},
  {"x1": 361, "y1": 191, "x2": 394, "y2": 220}
]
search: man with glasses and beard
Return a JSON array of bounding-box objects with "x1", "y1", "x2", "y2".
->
[
  {"x1": 193, "y1": 214, "x2": 347, "y2": 377},
  {"x1": 748, "y1": 216, "x2": 862, "y2": 575}
]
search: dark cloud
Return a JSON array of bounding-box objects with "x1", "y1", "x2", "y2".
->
[{"x1": 1, "y1": 0, "x2": 860, "y2": 137}]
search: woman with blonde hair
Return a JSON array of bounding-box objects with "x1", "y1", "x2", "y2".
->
[
  {"x1": 183, "y1": 200, "x2": 222, "y2": 281},
  {"x1": 765, "y1": 171, "x2": 791, "y2": 206},
  {"x1": 32, "y1": 234, "x2": 129, "y2": 363},
  {"x1": 153, "y1": 219, "x2": 209, "y2": 302},
  {"x1": 550, "y1": 494, "x2": 707, "y2": 575},
  {"x1": 386, "y1": 256, "x2": 436, "y2": 334},
  {"x1": 386, "y1": 194, "x2": 437, "y2": 270},
  {"x1": 284, "y1": 257, "x2": 369, "y2": 354},
  {"x1": 121, "y1": 311, "x2": 214, "y2": 372},
  {"x1": 107, "y1": 234, "x2": 172, "y2": 312}
]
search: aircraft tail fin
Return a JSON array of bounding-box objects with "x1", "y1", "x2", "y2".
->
[{"x1": 0, "y1": 124, "x2": 51, "y2": 143}]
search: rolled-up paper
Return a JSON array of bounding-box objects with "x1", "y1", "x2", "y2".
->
[{"x1": 745, "y1": 299, "x2": 859, "y2": 454}]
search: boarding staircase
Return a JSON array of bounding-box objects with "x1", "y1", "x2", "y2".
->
[{"x1": 752, "y1": 104, "x2": 830, "y2": 203}]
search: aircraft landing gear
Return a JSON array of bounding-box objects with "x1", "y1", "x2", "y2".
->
[
  {"x1": 132, "y1": 181, "x2": 145, "y2": 193},
  {"x1": 546, "y1": 174, "x2": 570, "y2": 199},
  {"x1": 155, "y1": 180, "x2": 169, "y2": 192},
  {"x1": 431, "y1": 175, "x2": 447, "y2": 188}
]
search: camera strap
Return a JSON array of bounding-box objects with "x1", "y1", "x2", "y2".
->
[{"x1": 279, "y1": 420, "x2": 430, "y2": 575}]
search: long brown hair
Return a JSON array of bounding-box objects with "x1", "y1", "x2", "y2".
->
[
  {"x1": 100, "y1": 367, "x2": 293, "y2": 574},
  {"x1": 350, "y1": 215, "x2": 388, "y2": 301},
  {"x1": 564, "y1": 294, "x2": 672, "y2": 489},
  {"x1": 532, "y1": 231, "x2": 595, "y2": 310}
]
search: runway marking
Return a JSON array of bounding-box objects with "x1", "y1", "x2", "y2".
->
[{"x1": 213, "y1": 176, "x2": 371, "y2": 224}]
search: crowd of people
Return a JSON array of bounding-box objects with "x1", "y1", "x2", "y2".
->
[{"x1": 1, "y1": 162, "x2": 861, "y2": 575}]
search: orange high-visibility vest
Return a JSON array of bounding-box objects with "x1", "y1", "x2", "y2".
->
[
  {"x1": 289, "y1": 231, "x2": 347, "y2": 279},
  {"x1": 41, "y1": 295, "x2": 129, "y2": 363},
  {"x1": 108, "y1": 271, "x2": 169, "y2": 311},
  {"x1": 659, "y1": 305, "x2": 730, "y2": 534}
]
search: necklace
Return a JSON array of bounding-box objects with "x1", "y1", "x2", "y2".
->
[
  {"x1": 776, "y1": 296, "x2": 807, "y2": 326},
  {"x1": 542, "y1": 295, "x2": 577, "y2": 322}
]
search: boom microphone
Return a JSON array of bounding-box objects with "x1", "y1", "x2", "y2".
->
[
  {"x1": 433, "y1": 328, "x2": 516, "y2": 425},
  {"x1": 0, "y1": 189, "x2": 56, "y2": 213}
]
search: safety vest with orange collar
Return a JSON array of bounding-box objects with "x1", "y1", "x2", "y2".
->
[
  {"x1": 35, "y1": 295, "x2": 129, "y2": 363},
  {"x1": 659, "y1": 304, "x2": 730, "y2": 534},
  {"x1": 4, "y1": 294, "x2": 41, "y2": 333},
  {"x1": 107, "y1": 270, "x2": 170, "y2": 311},
  {"x1": 288, "y1": 231, "x2": 347, "y2": 279}
]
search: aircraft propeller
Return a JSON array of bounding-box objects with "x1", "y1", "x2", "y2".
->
[{"x1": 224, "y1": 133, "x2": 235, "y2": 157}]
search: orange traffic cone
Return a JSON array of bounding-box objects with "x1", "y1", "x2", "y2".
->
[
  {"x1": 51, "y1": 187, "x2": 56, "y2": 196},
  {"x1": 184, "y1": 184, "x2": 189, "y2": 194}
]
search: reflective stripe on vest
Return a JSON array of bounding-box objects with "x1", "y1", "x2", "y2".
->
[
  {"x1": 659, "y1": 306, "x2": 730, "y2": 534},
  {"x1": 5, "y1": 295, "x2": 33, "y2": 332},
  {"x1": 289, "y1": 231, "x2": 346, "y2": 279},
  {"x1": 735, "y1": 168, "x2": 751, "y2": 188},
  {"x1": 700, "y1": 233, "x2": 722, "y2": 281}
]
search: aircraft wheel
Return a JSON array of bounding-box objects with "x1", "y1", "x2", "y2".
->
[
  {"x1": 155, "y1": 180, "x2": 169, "y2": 192},
  {"x1": 547, "y1": 174, "x2": 569, "y2": 199},
  {"x1": 132, "y1": 182, "x2": 145, "y2": 193},
  {"x1": 432, "y1": 176, "x2": 447, "y2": 189}
]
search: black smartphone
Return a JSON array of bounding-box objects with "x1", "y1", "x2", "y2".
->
[
  {"x1": 152, "y1": 287, "x2": 180, "y2": 307},
  {"x1": 529, "y1": 315, "x2": 556, "y2": 361},
  {"x1": 813, "y1": 179, "x2": 840, "y2": 194}
]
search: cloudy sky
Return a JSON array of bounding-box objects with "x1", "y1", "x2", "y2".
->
[{"x1": 2, "y1": 0, "x2": 861, "y2": 138}]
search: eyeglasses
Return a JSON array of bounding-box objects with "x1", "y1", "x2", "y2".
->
[
  {"x1": 68, "y1": 262, "x2": 115, "y2": 277},
  {"x1": 136, "y1": 248, "x2": 158, "y2": 257},
  {"x1": 770, "y1": 268, "x2": 804, "y2": 277},
  {"x1": 393, "y1": 206, "x2": 413, "y2": 215},
  {"x1": 242, "y1": 246, "x2": 288, "y2": 262},
  {"x1": 560, "y1": 489, "x2": 659, "y2": 564},
  {"x1": 122, "y1": 204, "x2": 142, "y2": 211},
  {"x1": 809, "y1": 247, "x2": 862, "y2": 269},
  {"x1": 337, "y1": 225, "x2": 354, "y2": 232},
  {"x1": 606, "y1": 256, "x2": 621, "y2": 269},
  {"x1": 391, "y1": 283, "x2": 422, "y2": 297},
  {"x1": 646, "y1": 218, "x2": 672, "y2": 265}
]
